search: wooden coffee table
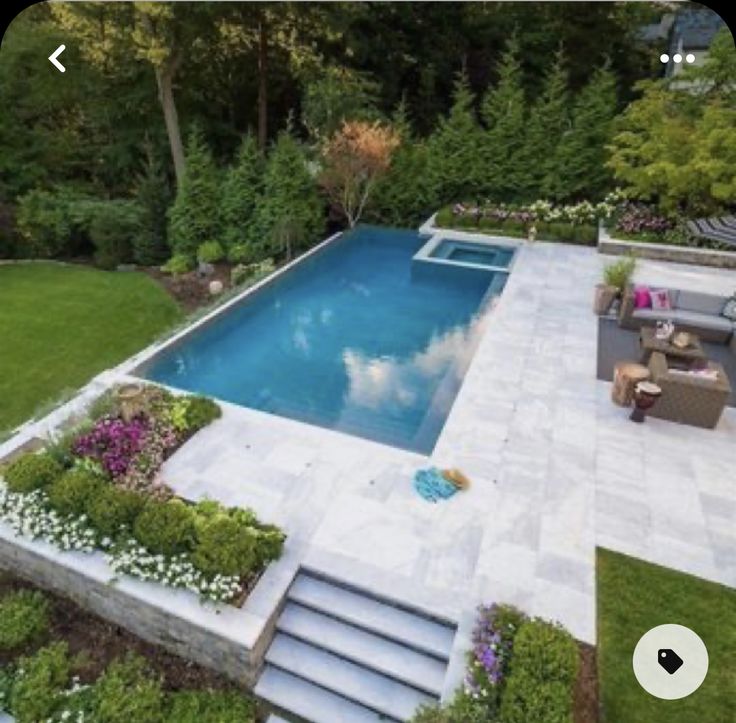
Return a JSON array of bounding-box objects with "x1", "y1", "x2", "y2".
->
[{"x1": 639, "y1": 327, "x2": 706, "y2": 365}]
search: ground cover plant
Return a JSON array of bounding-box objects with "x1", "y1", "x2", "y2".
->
[
  {"x1": 0, "y1": 386, "x2": 285, "y2": 604},
  {"x1": 412, "y1": 602, "x2": 590, "y2": 722},
  {"x1": 0, "y1": 263, "x2": 181, "y2": 435},
  {"x1": 0, "y1": 578, "x2": 260, "y2": 722},
  {"x1": 597, "y1": 548, "x2": 736, "y2": 723}
]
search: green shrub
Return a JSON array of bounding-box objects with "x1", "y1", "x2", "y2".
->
[
  {"x1": 434, "y1": 208, "x2": 453, "y2": 228},
  {"x1": 87, "y1": 200, "x2": 143, "y2": 270},
  {"x1": 499, "y1": 672, "x2": 572, "y2": 723},
  {"x1": 227, "y1": 242, "x2": 259, "y2": 264},
  {"x1": 252, "y1": 523, "x2": 287, "y2": 568},
  {"x1": 3, "y1": 452, "x2": 63, "y2": 493},
  {"x1": 164, "y1": 690, "x2": 257, "y2": 723},
  {"x1": 0, "y1": 589, "x2": 50, "y2": 651},
  {"x1": 134, "y1": 499, "x2": 195, "y2": 555},
  {"x1": 161, "y1": 254, "x2": 194, "y2": 275},
  {"x1": 509, "y1": 618, "x2": 579, "y2": 687},
  {"x1": 92, "y1": 655, "x2": 165, "y2": 723},
  {"x1": 192, "y1": 513, "x2": 257, "y2": 577},
  {"x1": 0, "y1": 665, "x2": 14, "y2": 713},
  {"x1": 411, "y1": 691, "x2": 490, "y2": 722},
  {"x1": 196, "y1": 240, "x2": 225, "y2": 264},
  {"x1": 184, "y1": 396, "x2": 221, "y2": 431},
  {"x1": 10, "y1": 642, "x2": 70, "y2": 723},
  {"x1": 87, "y1": 485, "x2": 146, "y2": 536},
  {"x1": 48, "y1": 469, "x2": 105, "y2": 517},
  {"x1": 603, "y1": 255, "x2": 636, "y2": 291},
  {"x1": 230, "y1": 263, "x2": 253, "y2": 286}
]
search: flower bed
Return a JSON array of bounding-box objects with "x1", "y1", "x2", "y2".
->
[
  {"x1": 0, "y1": 386, "x2": 285, "y2": 605},
  {"x1": 412, "y1": 603, "x2": 580, "y2": 722},
  {"x1": 434, "y1": 198, "x2": 610, "y2": 246}
]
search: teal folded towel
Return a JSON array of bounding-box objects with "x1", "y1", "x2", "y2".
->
[{"x1": 414, "y1": 467, "x2": 457, "y2": 503}]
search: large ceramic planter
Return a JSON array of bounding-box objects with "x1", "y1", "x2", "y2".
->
[
  {"x1": 593, "y1": 284, "x2": 618, "y2": 316},
  {"x1": 114, "y1": 383, "x2": 145, "y2": 421}
]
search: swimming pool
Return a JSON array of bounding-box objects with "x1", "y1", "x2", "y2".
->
[
  {"x1": 430, "y1": 239, "x2": 515, "y2": 269},
  {"x1": 141, "y1": 227, "x2": 508, "y2": 453}
]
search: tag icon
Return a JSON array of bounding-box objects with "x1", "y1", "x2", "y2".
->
[{"x1": 658, "y1": 648, "x2": 684, "y2": 675}]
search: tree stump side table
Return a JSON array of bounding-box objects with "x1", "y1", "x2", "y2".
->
[{"x1": 612, "y1": 362, "x2": 650, "y2": 407}]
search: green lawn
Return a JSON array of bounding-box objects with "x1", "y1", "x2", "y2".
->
[
  {"x1": 597, "y1": 548, "x2": 736, "y2": 722},
  {"x1": 0, "y1": 263, "x2": 181, "y2": 433}
]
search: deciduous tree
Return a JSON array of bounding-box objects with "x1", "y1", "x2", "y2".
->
[{"x1": 320, "y1": 121, "x2": 400, "y2": 228}]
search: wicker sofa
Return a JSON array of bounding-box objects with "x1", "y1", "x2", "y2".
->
[
  {"x1": 647, "y1": 352, "x2": 732, "y2": 428},
  {"x1": 619, "y1": 285, "x2": 735, "y2": 344}
]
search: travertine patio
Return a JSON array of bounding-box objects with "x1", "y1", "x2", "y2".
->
[{"x1": 153, "y1": 236, "x2": 735, "y2": 683}]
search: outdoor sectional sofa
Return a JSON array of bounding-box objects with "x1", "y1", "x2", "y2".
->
[{"x1": 618, "y1": 285, "x2": 736, "y2": 344}]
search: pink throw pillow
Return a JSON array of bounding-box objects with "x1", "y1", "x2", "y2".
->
[
  {"x1": 650, "y1": 288, "x2": 671, "y2": 311},
  {"x1": 633, "y1": 286, "x2": 652, "y2": 309}
]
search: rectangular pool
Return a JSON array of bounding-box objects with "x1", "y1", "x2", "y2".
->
[{"x1": 141, "y1": 227, "x2": 508, "y2": 453}]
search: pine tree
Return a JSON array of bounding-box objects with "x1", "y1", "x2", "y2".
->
[
  {"x1": 253, "y1": 130, "x2": 324, "y2": 257},
  {"x1": 480, "y1": 35, "x2": 527, "y2": 201},
  {"x1": 426, "y1": 71, "x2": 484, "y2": 205},
  {"x1": 167, "y1": 126, "x2": 220, "y2": 258},
  {"x1": 369, "y1": 100, "x2": 434, "y2": 226},
  {"x1": 520, "y1": 46, "x2": 570, "y2": 201},
  {"x1": 220, "y1": 134, "x2": 264, "y2": 253},
  {"x1": 549, "y1": 64, "x2": 618, "y2": 201},
  {"x1": 133, "y1": 140, "x2": 172, "y2": 265}
]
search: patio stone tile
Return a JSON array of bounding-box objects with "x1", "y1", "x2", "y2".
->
[
  {"x1": 645, "y1": 536, "x2": 720, "y2": 583},
  {"x1": 536, "y1": 553, "x2": 594, "y2": 595},
  {"x1": 530, "y1": 581, "x2": 595, "y2": 644}
]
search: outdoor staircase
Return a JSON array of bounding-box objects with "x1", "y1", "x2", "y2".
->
[{"x1": 256, "y1": 569, "x2": 458, "y2": 723}]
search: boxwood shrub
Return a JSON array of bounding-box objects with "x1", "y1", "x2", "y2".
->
[
  {"x1": 3, "y1": 453, "x2": 63, "y2": 493},
  {"x1": 47, "y1": 468, "x2": 106, "y2": 517},
  {"x1": 87, "y1": 485, "x2": 147, "y2": 536},
  {"x1": 0, "y1": 589, "x2": 50, "y2": 651},
  {"x1": 134, "y1": 499, "x2": 195, "y2": 555},
  {"x1": 499, "y1": 672, "x2": 573, "y2": 723},
  {"x1": 184, "y1": 396, "x2": 222, "y2": 431}
]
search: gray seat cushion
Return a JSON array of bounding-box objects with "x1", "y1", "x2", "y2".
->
[
  {"x1": 670, "y1": 309, "x2": 734, "y2": 333},
  {"x1": 675, "y1": 291, "x2": 727, "y2": 315},
  {"x1": 632, "y1": 308, "x2": 670, "y2": 322}
]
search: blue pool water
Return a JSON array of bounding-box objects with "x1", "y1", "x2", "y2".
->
[
  {"x1": 431, "y1": 239, "x2": 515, "y2": 269},
  {"x1": 142, "y1": 227, "x2": 507, "y2": 453}
]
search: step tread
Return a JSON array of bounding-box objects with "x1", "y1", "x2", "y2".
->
[
  {"x1": 267, "y1": 633, "x2": 435, "y2": 720},
  {"x1": 256, "y1": 666, "x2": 385, "y2": 723},
  {"x1": 277, "y1": 603, "x2": 446, "y2": 696},
  {"x1": 290, "y1": 574, "x2": 454, "y2": 659}
]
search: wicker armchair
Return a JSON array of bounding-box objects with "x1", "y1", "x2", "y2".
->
[{"x1": 647, "y1": 352, "x2": 731, "y2": 429}]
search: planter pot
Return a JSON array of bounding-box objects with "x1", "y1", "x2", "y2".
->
[
  {"x1": 114, "y1": 383, "x2": 146, "y2": 422},
  {"x1": 593, "y1": 284, "x2": 618, "y2": 316}
]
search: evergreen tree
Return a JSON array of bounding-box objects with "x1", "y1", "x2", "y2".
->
[
  {"x1": 133, "y1": 140, "x2": 171, "y2": 265},
  {"x1": 253, "y1": 130, "x2": 324, "y2": 257},
  {"x1": 520, "y1": 46, "x2": 570, "y2": 200},
  {"x1": 426, "y1": 72, "x2": 484, "y2": 205},
  {"x1": 369, "y1": 100, "x2": 434, "y2": 226},
  {"x1": 480, "y1": 35, "x2": 527, "y2": 201},
  {"x1": 167, "y1": 126, "x2": 220, "y2": 258},
  {"x1": 220, "y1": 134, "x2": 264, "y2": 253},
  {"x1": 549, "y1": 64, "x2": 617, "y2": 201}
]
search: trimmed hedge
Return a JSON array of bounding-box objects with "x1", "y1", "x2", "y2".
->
[
  {"x1": 48, "y1": 468, "x2": 106, "y2": 517},
  {"x1": 134, "y1": 499, "x2": 195, "y2": 556}
]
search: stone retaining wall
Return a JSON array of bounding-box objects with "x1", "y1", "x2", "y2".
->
[{"x1": 0, "y1": 529, "x2": 293, "y2": 688}]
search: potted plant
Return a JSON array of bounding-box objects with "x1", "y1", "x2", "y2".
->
[{"x1": 595, "y1": 256, "x2": 636, "y2": 315}]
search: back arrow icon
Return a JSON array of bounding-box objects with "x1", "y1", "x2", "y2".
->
[{"x1": 49, "y1": 45, "x2": 66, "y2": 73}]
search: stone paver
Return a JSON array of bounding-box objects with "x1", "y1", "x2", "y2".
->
[{"x1": 158, "y1": 240, "x2": 736, "y2": 653}]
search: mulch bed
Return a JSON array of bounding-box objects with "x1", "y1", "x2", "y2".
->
[
  {"x1": 143, "y1": 264, "x2": 233, "y2": 313},
  {"x1": 0, "y1": 571, "x2": 236, "y2": 692},
  {"x1": 574, "y1": 642, "x2": 599, "y2": 723}
]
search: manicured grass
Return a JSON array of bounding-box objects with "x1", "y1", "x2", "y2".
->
[
  {"x1": 597, "y1": 548, "x2": 736, "y2": 722},
  {"x1": 0, "y1": 263, "x2": 181, "y2": 433}
]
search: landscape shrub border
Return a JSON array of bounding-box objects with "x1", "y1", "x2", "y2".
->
[
  {"x1": 0, "y1": 587, "x2": 258, "y2": 723},
  {"x1": 412, "y1": 603, "x2": 579, "y2": 722},
  {"x1": 0, "y1": 385, "x2": 285, "y2": 604}
]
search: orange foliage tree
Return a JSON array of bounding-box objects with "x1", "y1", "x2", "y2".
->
[{"x1": 320, "y1": 120, "x2": 400, "y2": 227}]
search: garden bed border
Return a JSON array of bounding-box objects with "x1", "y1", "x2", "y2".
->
[{"x1": 598, "y1": 223, "x2": 736, "y2": 269}]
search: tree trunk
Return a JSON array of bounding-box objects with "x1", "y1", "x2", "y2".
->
[
  {"x1": 257, "y1": 15, "x2": 268, "y2": 152},
  {"x1": 155, "y1": 57, "x2": 185, "y2": 186}
]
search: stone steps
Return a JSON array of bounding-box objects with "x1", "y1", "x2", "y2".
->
[{"x1": 255, "y1": 569, "x2": 457, "y2": 723}]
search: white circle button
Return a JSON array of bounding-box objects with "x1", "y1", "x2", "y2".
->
[
  {"x1": 633, "y1": 624, "x2": 708, "y2": 699},
  {"x1": 660, "y1": 53, "x2": 670, "y2": 64},
  {"x1": 673, "y1": 53, "x2": 683, "y2": 63},
  {"x1": 686, "y1": 53, "x2": 696, "y2": 64}
]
